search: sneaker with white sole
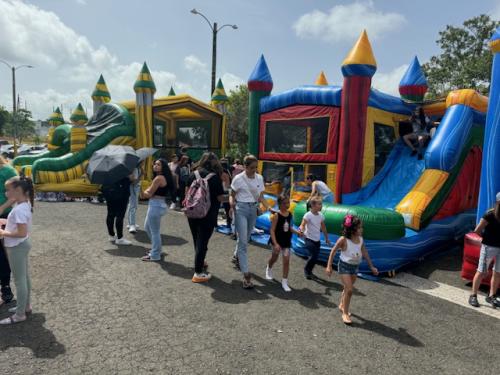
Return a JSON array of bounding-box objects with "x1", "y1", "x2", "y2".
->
[
  {"x1": 265, "y1": 265, "x2": 273, "y2": 280},
  {"x1": 169, "y1": 203, "x2": 177, "y2": 210},
  {"x1": 192, "y1": 272, "x2": 212, "y2": 283},
  {"x1": 108, "y1": 235, "x2": 117, "y2": 243},
  {"x1": 128, "y1": 225, "x2": 137, "y2": 233},
  {"x1": 282, "y1": 279, "x2": 292, "y2": 292},
  {"x1": 115, "y1": 238, "x2": 132, "y2": 245}
]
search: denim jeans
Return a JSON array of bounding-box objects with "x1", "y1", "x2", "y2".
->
[
  {"x1": 128, "y1": 182, "x2": 140, "y2": 226},
  {"x1": 144, "y1": 199, "x2": 167, "y2": 260},
  {"x1": 304, "y1": 238, "x2": 321, "y2": 275},
  {"x1": 234, "y1": 202, "x2": 257, "y2": 274}
]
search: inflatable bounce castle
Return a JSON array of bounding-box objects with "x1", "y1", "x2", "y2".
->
[
  {"x1": 12, "y1": 63, "x2": 228, "y2": 194},
  {"x1": 246, "y1": 30, "x2": 498, "y2": 276}
]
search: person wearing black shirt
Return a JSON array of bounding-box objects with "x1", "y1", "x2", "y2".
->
[
  {"x1": 187, "y1": 152, "x2": 225, "y2": 283},
  {"x1": 101, "y1": 176, "x2": 132, "y2": 245},
  {"x1": 469, "y1": 192, "x2": 500, "y2": 308}
]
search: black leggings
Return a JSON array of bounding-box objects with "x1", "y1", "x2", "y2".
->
[
  {"x1": 0, "y1": 212, "x2": 10, "y2": 291},
  {"x1": 105, "y1": 196, "x2": 129, "y2": 239},
  {"x1": 188, "y1": 216, "x2": 216, "y2": 274}
]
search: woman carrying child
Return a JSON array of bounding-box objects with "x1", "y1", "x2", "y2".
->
[{"x1": 326, "y1": 214, "x2": 378, "y2": 325}]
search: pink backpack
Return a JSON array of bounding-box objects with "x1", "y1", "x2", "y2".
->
[{"x1": 182, "y1": 171, "x2": 215, "y2": 219}]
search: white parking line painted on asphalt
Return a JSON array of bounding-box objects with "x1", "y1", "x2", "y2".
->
[{"x1": 389, "y1": 272, "x2": 500, "y2": 320}]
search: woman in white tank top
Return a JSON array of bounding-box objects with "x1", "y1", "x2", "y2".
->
[
  {"x1": 325, "y1": 215, "x2": 378, "y2": 325},
  {"x1": 306, "y1": 174, "x2": 333, "y2": 204}
]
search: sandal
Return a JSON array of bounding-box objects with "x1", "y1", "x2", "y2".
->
[
  {"x1": 141, "y1": 255, "x2": 160, "y2": 262},
  {"x1": 342, "y1": 313, "x2": 352, "y2": 325},
  {"x1": 8, "y1": 306, "x2": 32, "y2": 315},
  {"x1": 0, "y1": 314, "x2": 26, "y2": 325},
  {"x1": 242, "y1": 279, "x2": 254, "y2": 289},
  {"x1": 338, "y1": 305, "x2": 352, "y2": 317}
]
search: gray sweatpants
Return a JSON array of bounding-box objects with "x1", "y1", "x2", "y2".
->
[{"x1": 6, "y1": 238, "x2": 32, "y2": 316}]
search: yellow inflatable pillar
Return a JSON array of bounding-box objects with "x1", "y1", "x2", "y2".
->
[
  {"x1": 91, "y1": 74, "x2": 111, "y2": 114},
  {"x1": 69, "y1": 103, "x2": 88, "y2": 153},
  {"x1": 211, "y1": 78, "x2": 228, "y2": 155},
  {"x1": 47, "y1": 107, "x2": 65, "y2": 150},
  {"x1": 134, "y1": 62, "x2": 156, "y2": 183}
]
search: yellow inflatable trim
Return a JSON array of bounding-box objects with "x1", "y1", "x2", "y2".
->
[
  {"x1": 35, "y1": 178, "x2": 100, "y2": 195},
  {"x1": 446, "y1": 89, "x2": 488, "y2": 113},
  {"x1": 396, "y1": 169, "x2": 449, "y2": 230}
]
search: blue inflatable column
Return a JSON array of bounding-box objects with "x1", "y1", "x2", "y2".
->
[{"x1": 477, "y1": 27, "x2": 500, "y2": 222}]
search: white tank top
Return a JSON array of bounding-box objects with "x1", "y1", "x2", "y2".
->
[{"x1": 340, "y1": 237, "x2": 363, "y2": 265}]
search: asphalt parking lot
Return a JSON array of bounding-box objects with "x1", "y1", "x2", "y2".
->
[{"x1": 0, "y1": 201, "x2": 498, "y2": 374}]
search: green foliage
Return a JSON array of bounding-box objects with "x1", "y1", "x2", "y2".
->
[
  {"x1": 32, "y1": 134, "x2": 43, "y2": 145},
  {"x1": 225, "y1": 85, "x2": 248, "y2": 159},
  {"x1": 422, "y1": 14, "x2": 500, "y2": 98},
  {"x1": 0, "y1": 106, "x2": 9, "y2": 136},
  {"x1": 4, "y1": 108, "x2": 36, "y2": 142}
]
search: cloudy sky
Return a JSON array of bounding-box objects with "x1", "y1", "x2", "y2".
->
[{"x1": 1, "y1": 0, "x2": 499, "y2": 120}]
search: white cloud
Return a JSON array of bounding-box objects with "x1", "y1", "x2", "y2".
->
[
  {"x1": 183, "y1": 55, "x2": 208, "y2": 73},
  {"x1": 220, "y1": 72, "x2": 245, "y2": 93},
  {"x1": 76, "y1": 0, "x2": 87, "y2": 5},
  {"x1": 371, "y1": 64, "x2": 408, "y2": 96},
  {"x1": 293, "y1": 1, "x2": 406, "y2": 43},
  {"x1": 0, "y1": 0, "x2": 202, "y2": 119}
]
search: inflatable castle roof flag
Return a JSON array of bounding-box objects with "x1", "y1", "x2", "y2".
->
[
  {"x1": 341, "y1": 30, "x2": 377, "y2": 77},
  {"x1": 134, "y1": 63, "x2": 156, "y2": 93},
  {"x1": 399, "y1": 56, "x2": 428, "y2": 102},
  {"x1": 70, "y1": 103, "x2": 88, "y2": 126},
  {"x1": 168, "y1": 86, "x2": 176, "y2": 96},
  {"x1": 91, "y1": 74, "x2": 111, "y2": 103},
  {"x1": 315, "y1": 71, "x2": 329, "y2": 85},
  {"x1": 48, "y1": 107, "x2": 65, "y2": 126},
  {"x1": 211, "y1": 78, "x2": 228, "y2": 104},
  {"x1": 248, "y1": 54, "x2": 273, "y2": 91}
]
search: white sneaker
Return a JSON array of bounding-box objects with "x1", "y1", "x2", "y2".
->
[
  {"x1": 128, "y1": 225, "x2": 137, "y2": 233},
  {"x1": 115, "y1": 238, "x2": 132, "y2": 245},
  {"x1": 169, "y1": 202, "x2": 176, "y2": 210},
  {"x1": 265, "y1": 265, "x2": 273, "y2": 280},
  {"x1": 282, "y1": 279, "x2": 292, "y2": 292},
  {"x1": 108, "y1": 235, "x2": 116, "y2": 243}
]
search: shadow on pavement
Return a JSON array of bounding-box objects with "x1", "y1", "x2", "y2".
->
[
  {"x1": 350, "y1": 314, "x2": 424, "y2": 347},
  {"x1": 105, "y1": 245, "x2": 149, "y2": 258},
  {"x1": 0, "y1": 313, "x2": 66, "y2": 358},
  {"x1": 157, "y1": 260, "x2": 342, "y2": 309},
  {"x1": 132, "y1": 230, "x2": 188, "y2": 246}
]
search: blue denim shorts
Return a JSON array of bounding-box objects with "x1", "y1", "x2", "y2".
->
[
  {"x1": 338, "y1": 259, "x2": 359, "y2": 275},
  {"x1": 477, "y1": 244, "x2": 500, "y2": 273}
]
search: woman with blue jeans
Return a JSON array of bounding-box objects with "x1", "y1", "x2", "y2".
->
[
  {"x1": 141, "y1": 159, "x2": 175, "y2": 262},
  {"x1": 230, "y1": 155, "x2": 270, "y2": 288}
]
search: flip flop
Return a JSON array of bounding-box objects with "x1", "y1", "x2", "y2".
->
[
  {"x1": 0, "y1": 314, "x2": 26, "y2": 325},
  {"x1": 8, "y1": 306, "x2": 32, "y2": 315},
  {"x1": 342, "y1": 313, "x2": 352, "y2": 325}
]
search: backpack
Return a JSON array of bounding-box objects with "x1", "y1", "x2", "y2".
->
[{"x1": 182, "y1": 170, "x2": 215, "y2": 219}]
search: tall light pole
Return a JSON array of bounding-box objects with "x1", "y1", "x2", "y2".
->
[
  {"x1": 190, "y1": 8, "x2": 237, "y2": 96},
  {"x1": 0, "y1": 59, "x2": 34, "y2": 157}
]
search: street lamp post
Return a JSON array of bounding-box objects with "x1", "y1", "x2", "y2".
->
[
  {"x1": 190, "y1": 8, "x2": 237, "y2": 96},
  {"x1": 0, "y1": 60, "x2": 34, "y2": 157}
]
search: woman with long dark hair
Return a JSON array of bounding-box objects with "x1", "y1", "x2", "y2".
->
[
  {"x1": 186, "y1": 152, "x2": 225, "y2": 282},
  {"x1": 141, "y1": 158, "x2": 176, "y2": 262},
  {"x1": 469, "y1": 192, "x2": 500, "y2": 308}
]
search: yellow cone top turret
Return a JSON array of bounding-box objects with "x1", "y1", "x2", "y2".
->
[
  {"x1": 315, "y1": 71, "x2": 329, "y2": 85},
  {"x1": 341, "y1": 30, "x2": 377, "y2": 77}
]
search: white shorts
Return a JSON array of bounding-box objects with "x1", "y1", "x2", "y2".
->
[{"x1": 477, "y1": 244, "x2": 500, "y2": 273}]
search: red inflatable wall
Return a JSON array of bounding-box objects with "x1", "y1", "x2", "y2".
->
[{"x1": 434, "y1": 146, "x2": 482, "y2": 220}]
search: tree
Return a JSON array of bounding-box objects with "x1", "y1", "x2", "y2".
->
[
  {"x1": 0, "y1": 106, "x2": 9, "y2": 136},
  {"x1": 225, "y1": 84, "x2": 249, "y2": 159},
  {"x1": 422, "y1": 14, "x2": 500, "y2": 98},
  {"x1": 4, "y1": 108, "x2": 36, "y2": 143}
]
